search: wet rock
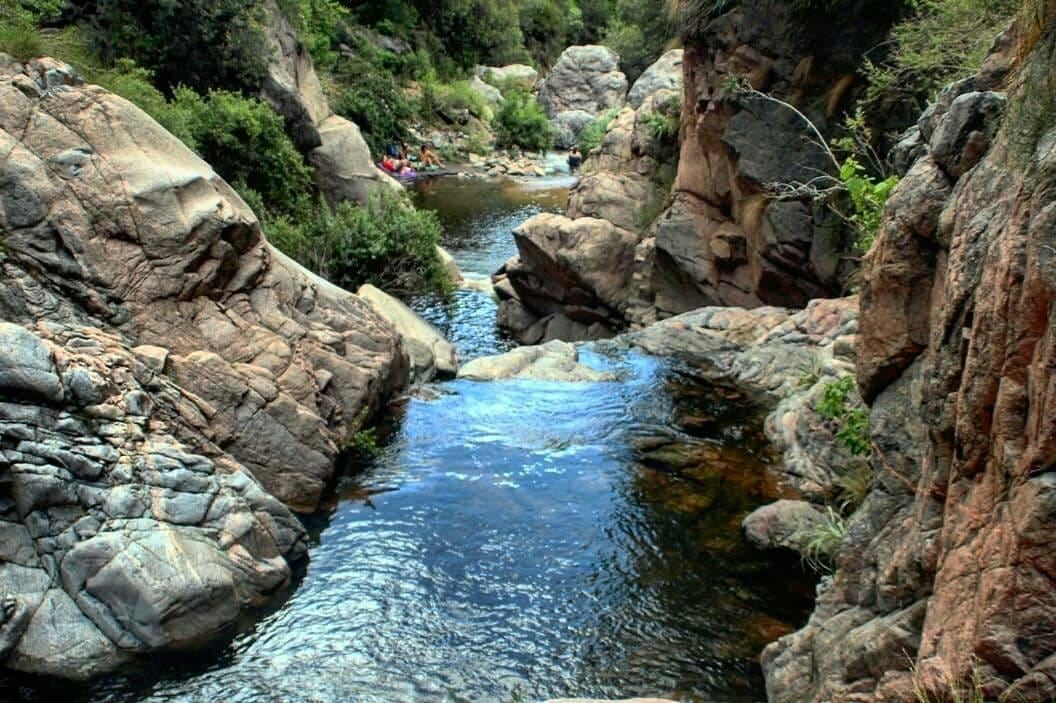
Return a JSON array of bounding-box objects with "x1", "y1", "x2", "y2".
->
[
  {"x1": 0, "y1": 56, "x2": 409, "y2": 680},
  {"x1": 457, "y1": 340, "x2": 615, "y2": 382},
  {"x1": 436, "y1": 245, "x2": 463, "y2": 283}
]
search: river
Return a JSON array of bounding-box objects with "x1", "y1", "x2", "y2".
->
[{"x1": 3, "y1": 174, "x2": 814, "y2": 703}]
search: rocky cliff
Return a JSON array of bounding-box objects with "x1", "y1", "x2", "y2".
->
[
  {"x1": 497, "y1": 1, "x2": 899, "y2": 343},
  {"x1": 762, "y1": 23, "x2": 1056, "y2": 703},
  {"x1": 0, "y1": 55, "x2": 408, "y2": 679}
]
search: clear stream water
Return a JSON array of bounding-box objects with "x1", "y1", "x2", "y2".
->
[{"x1": 3, "y1": 174, "x2": 814, "y2": 703}]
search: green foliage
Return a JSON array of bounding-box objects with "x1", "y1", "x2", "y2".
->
[
  {"x1": 0, "y1": 12, "x2": 42, "y2": 60},
  {"x1": 344, "y1": 407, "x2": 383, "y2": 460},
  {"x1": 80, "y1": 0, "x2": 269, "y2": 94},
  {"x1": 578, "y1": 107, "x2": 619, "y2": 154},
  {"x1": 331, "y1": 54, "x2": 415, "y2": 158},
  {"x1": 802, "y1": 506, "x2": 847, "y2": 572},
  {"x1": 171, "y1": 88, "x2": 314, "y2": 216},
  {"x1": 837, "y1": 156, "x2": 898, "y2": 252},
  {"x1": 494, "y1": 89, "x2": 553, "y2": 152},
  {"x1": 862, "y1": 0, "x2": 1018, "y2": 115},
  {"x1": 817, "y1": 376, "x2": 872, "y2": 457},
  {"x1": 421, "y1": 74, "x2": 494, "y2": 123},
  {"x1": 603, "y1": 0, "x2": 673, "y2": 81},
  {"x1": 642, "y1": 109, "x2": 679, "y2": 143},
  {"x1": 277, "y1": 0, "x2": 347, "y2": 69},
  {"x1": 259, "y1": 190, "x2": 449, "y2": 295}
]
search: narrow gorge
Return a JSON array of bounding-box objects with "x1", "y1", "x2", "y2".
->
[{"x1": 0, "y1": 0, "x2": 1054, "y2": 701}]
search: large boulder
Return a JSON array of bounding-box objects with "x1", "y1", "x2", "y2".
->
[
  {"x1": 477, "y1": 63, "x2": 539, "y2": 91},
  {"x1": 539, "y1": 45, "x2": 628, "y2": 117},
  {"x1": 357, "y1": 284, "x2": 458, "y2": 382},
  {"x1": 0, "y1": 56, "x2": 409, "y2": 679},
  {"x1": 627, "y1": 49, "x2": 684, "y2": 109},
  {"x1": 260, "y1": 0, "x2": 398, "y2": 203},
  {"x1": 538, "y1": 45, "x2": 627, "y2": 147}
]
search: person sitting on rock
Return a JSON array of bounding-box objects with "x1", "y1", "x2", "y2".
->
[
  {"x1": 420, "y1": 143, "x2": 444, "y2": 168},
  {"x1": 568, "y1": 146, "x2": 582, "y2": 172}
]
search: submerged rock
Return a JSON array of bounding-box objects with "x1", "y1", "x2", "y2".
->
[{"x1": 457, "y1": 340, "x2": 615, "y2": 382}]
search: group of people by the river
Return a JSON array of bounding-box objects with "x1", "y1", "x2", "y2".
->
[
  {"x1": 378, "y1": 141, "x2": 585, "y2": 179},
  {"x1": 379, "y1": 142, "x2": 445, "y2": 178}
]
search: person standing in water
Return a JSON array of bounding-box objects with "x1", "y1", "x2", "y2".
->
[{"x1": 568, "y1": 146, "x2": 583, "y2": 172}]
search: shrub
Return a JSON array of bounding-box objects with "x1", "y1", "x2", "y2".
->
[
  {"x1": 642, "y1": 109, "x2": 679, "y2": 143},
  {"x1": 81, "y1": 0, "x2": 270, "y2": 94},
  {"x1": 578, "y1": 107, "x2": 619, "y2": 154},
  {"x1": 817, "y1": 375, "x2": 872, "y2": 457},
  {"x1": 0, "y1": 10, "x2": 43, "y2": 60},
  {"x1": 171, "y1": 88, "x2": 314, "y2": 217},
  {"x1": 801, "y1": 506, "x2": 847, "y2": 572},
  {"x1": 257, "y1": 190, "x2": 449, "y2": 295},
  {"x1": 862, "y1": 0, "x2": 1019, "y2": 115},
  {"x1": 494, "y1": 89, "x2": 553, "y2": 152},
  {"x1": 837, "y1": 156, "x2": 898, "y2": 251},
  {"x1": 331, "y1": 53, "x2": 414, "y2": 157}
]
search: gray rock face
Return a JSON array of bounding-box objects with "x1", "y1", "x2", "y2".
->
[
  {"x1": 0, "y1": 323, "x2": 64, "y2": 403},
  {"x1": 627, "y1": 49, "x2": 683, "y2": 109},
  {"x1": 539, "y1": 45, "x2": 627, "y2": 148},
  {"x1": 539, "y1": 46, "x2": 628, "y2": 118},
  {"x1": 0, "y1": 56, "x2": 410, "y2": 680},
  {"x1": 552, "y1": 109, "x2": 596, "y2": 150},
  {"x1": 457, "y1": 340, "x2": 614, "y2": 382},
  {"x1": 467, "y1": 75, "x2": 504, "y2": 109}
]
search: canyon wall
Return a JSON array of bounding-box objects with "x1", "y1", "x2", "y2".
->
[
  {"x1": 763, "y1": 26, "x2": 1056, "y2": 703},
  {"x1": 498, "y1": 0, "x2": 898, "y2": 342}
]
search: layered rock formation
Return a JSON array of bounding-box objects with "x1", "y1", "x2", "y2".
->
[
  {"x1": 495, "y1": 52, "x2": 682, "y2": 344},
  {"x1": 260, "y1": 0, "x2": 398, "y2": 206},
  {"x1": 0, "y1": 56, "x2": 409, "y2": 678},
  {"x1": 763, "y1": 28, "x2": 1056, "y2": 703},
  {"x1": 538, "y1": 45, "x2": 629, "y2": 149},
  {"x1": 630, "y1": 2, "x2": 898, "y2": 321}
]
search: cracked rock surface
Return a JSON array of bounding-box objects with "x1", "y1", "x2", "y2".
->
[{"x1": 0, "y1": 56, "x2": 409, "y2": 679}]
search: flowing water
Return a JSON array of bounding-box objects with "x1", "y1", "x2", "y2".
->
[{"x1": 3, "y1": 174, "x2": 814, "y2": 703}]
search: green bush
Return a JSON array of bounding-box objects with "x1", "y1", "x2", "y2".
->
[
  {"x1": 578, "y1": 107, "x2": 619, "y2": 154},
  {"x1": 801, "y1": 506, "x2": 847, "y2": 572},
  {"x1": 258, "y1": 190, "x2": 449, "y2": 295},
  {"x1": 817, "y1": 376, "x2": 872, "y2": 457},
  {"x1": 170, "y1": 88, "x2": 314, "y2": 217},
  {"x1": 331, "y1": 53, "x2": 415, "y2": 158},
  {"x1": 837, "y1": 156, "x2": 898, "y2": 251},
  {"x1": 0, "y1": 6, "x2": 43, "y2": 60},
  {"x1": 862, "y1": 0, "x2": 1018, "y2": 115},
  {"x1": 81, "y1": 0, "x2": 269, "y2": 94},
  {"x1": 494, "y1": 89, "x2": 553, "y2": 151}
]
